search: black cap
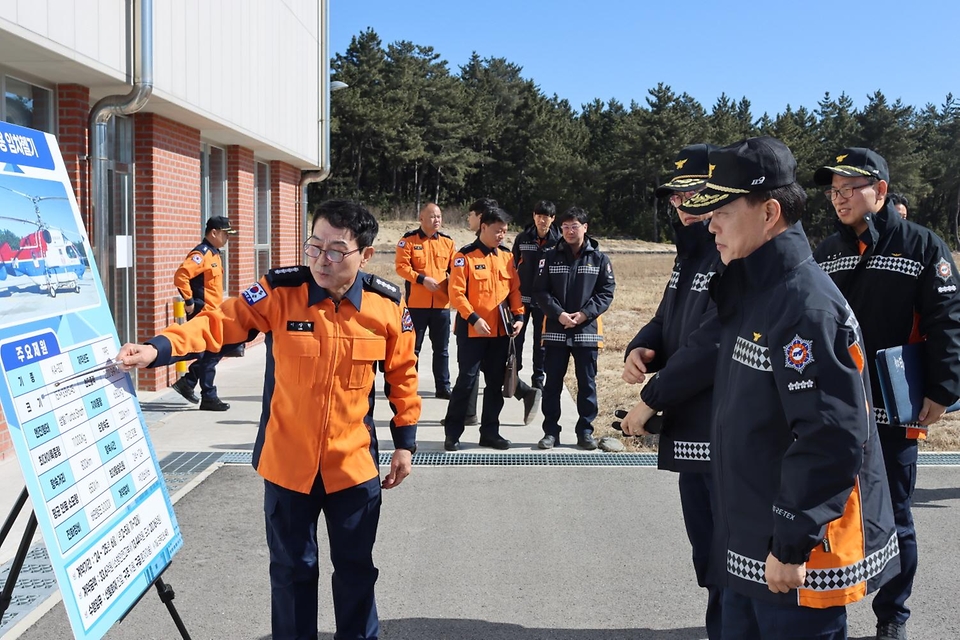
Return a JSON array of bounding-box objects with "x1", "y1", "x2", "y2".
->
[
  {"x1": 679, "y1": 137, "x2": 797, "y2": 215},
  {"x1": 814, "y1": 147, "x2": 889, "y2": 185},
  {"x1": 655, "y1": 144, "x2": 719, "y2": 198},
  {"x1": 205, "y1": 215, "x2": 238, "y2": 234}
]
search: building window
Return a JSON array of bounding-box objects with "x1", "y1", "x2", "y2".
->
[
  {"x1": 255, "y1": 161, "x2": 271, "y2": 277},
  {"x1": 2, "y1": 75, "x2": 54, "y2": 133},
  {"x1": 200, "y1": 144, "x2": 227, "y2": 222}
]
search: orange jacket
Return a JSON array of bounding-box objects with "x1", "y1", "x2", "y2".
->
[
  {"x1": 173, "y1": 239, "x2": 224, "y2": 318},
  {"x1": 148, "y1": 267, "x2": 421, "y2": 494},
  {"x1": 394, "y1": 229, "x2": 456, "y2": 308},
  {"x1": 448, "y1": 240, "x2": 524, "y2": 338}
]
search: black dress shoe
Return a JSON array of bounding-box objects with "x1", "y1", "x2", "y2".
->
[
  {"x1": 435, "y1": 387, "x2": 453, "y2": 399},
  {"x1": 443, "y1": 438, "x2": 460, "y2": 451},
  {"x1": 522, "y1": 389, "x2": 542, "y2": 425},
  {"x1": 577, "y1": 433, "x2": 598, "y2": 450},
  {"x1": 479, "y1": 436, "x2": 511, "y2": 450},
  {"x1": 171, "y1": 379, "x2": 199, "y2": 404},
  {"x1": 199, "y1": 397, "x2": 231, "y2": 411},
  {"x1": 537, "y1": 435, "x2": 556, "y2": 450}
]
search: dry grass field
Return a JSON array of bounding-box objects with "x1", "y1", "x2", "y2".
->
[{"x1": 370, "y1": 217, "x2": 960, "y2": 452}]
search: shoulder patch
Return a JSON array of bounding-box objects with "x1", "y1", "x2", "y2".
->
[
  {"x1": 265, "y1": 265, "x2": 310, "y2": 288},
  {"x1": 363, "y1": 273, "x2": 402, "y2": 303},
  {"x1": 401, "y1": 308, "x2": 414, "y2": 332},
  {"x1": 783, "y1": 335, "x2": 815, "y2": 374},
  {"x1": 397, "y1": 239, "x2": 406, "y2": 248},
  {"x1": 191, "y1": 254, "x2": 203, "y2": 265},
  {"x1": 454, "y1": 256, "x2": 466, "y2": 267},
  {"x1": 935, "y1": 257, "x2": 953, "y2": 282},
  {"x1": 242, "y1": 282, "x2": 268, "y2": 306}
]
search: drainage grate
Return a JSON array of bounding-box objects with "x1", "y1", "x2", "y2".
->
[
  {"x1": 159, "y1": 451, "x2": 225, "y2": 474},
  {"x1": 0, "y1": 546, "x2": 57, "y2": 634},
  {"x1": 916, "y1": 452, "x2": 960, "y2": 466},
  {"x1": 219, "y1": 451, "x2": 254, "y2": 465}
]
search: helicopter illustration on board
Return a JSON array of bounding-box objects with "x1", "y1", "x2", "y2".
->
[{"x1": 0, "y1": 183, "x2": 88, "y2": 298}]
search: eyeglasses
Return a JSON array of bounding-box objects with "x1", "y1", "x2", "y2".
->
[
  {"x1": 824, "y1": 182, "x2": 874, "y2": 201},
  {"x1": 302, "y1": 243, "x2": 361, "y2": 263},
  {"x1": 560, "y1": 223, "x2": 583, "y2": 232},
  {"x1": 668, "y1": 191, "x2": 698, "y2": 207}
]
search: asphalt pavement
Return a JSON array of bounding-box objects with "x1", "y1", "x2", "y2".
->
[{"x1": 2, "y1": 336, "x2": 960, "y2": 639}]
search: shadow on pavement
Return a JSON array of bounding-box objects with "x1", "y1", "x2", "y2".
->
[{"x1": 913, "y1": 485, "x2": 960, "y2": 507}]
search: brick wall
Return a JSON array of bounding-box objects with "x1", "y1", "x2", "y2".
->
[
  {"x1": 226, "y1": 146, "x2": 256, "y2": 295},
  {"x1": 270, "y1": 161, "x2": 302, "y2": 267},
  {"x1": 133, "y1": 113, "x2": 202, "y2": 390}
]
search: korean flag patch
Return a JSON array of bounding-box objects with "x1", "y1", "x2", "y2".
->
[
  {"x1": 242, "y1": 283, "x2": 268, "y2": 305},
  {"x1": 401, "y1": 308, "x2": 414, "y2": 332},
  {"x1": 191, "y1": 254, "x2": 203, "y2": 265},
  {"x1": 783, "y1": 335, "x2": 815, "y2": 374},
  {"x1": 398, "y1": 240, "x2": 406, "y2": 248},
  {"x1": 454, "y1": 257, "x2": 465, "y2": 267}
]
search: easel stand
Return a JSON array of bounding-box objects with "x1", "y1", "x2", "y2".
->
[{"x1": 0, "y1": 487, "x2": 191, "y2": 639}]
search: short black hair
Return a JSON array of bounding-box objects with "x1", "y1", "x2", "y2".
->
[
  {"x1": 557, "y1": 206, "x2": 588, "y2": 226},
  {"x1": 469, "y1": 198, "x2": 498, "y2": 215},
  {"x1": 311, "y1": 199, "x2": 378, "y2": 249},
  {"x1": 889, "y1": 193, "x2": 909, "y2": 209},
  {"x1": 479, "y1": 207, "x2": 512, "y2": 227},
  {"x1": 533, "y1": 200, "x2": 556, "y2": 217},
  {"x1": 744, "y1": 182, "x2": 806, "y2": 226}
]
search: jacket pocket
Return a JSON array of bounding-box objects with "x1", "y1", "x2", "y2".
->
[{"x1": 348, "y1": 336, "x2": 387, "y2": 389}]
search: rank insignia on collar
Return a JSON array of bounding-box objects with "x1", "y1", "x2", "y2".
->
[
  {"x1": 936, "y1": 257, "x2": 953, "y2": 282},
  {"x1": 783, "y1": 335, "x2": 815, "y2": 374}
]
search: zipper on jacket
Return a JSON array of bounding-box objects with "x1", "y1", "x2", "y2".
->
[{"x1": 822, "y1": 537, "x2": 831, "y2": 553}]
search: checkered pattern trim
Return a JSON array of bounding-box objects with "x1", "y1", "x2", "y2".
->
[
  {"x1": 577, "y1": 265, "x2": 600, "y2": 275},
  {"x1": 674, "y1": 440, "x2": 710, "y2": 461},
  {"x1": 819, "y1": 255, "x2": 860, "y2": 275},
  {"x1": 733, "y1": 336, "x2": 773, "y2": 372},
  {"x1": 518, "y1": 243, "x2": 539, "y2": 253},
  {"x1": 690, "y1": 271, "x2": 715, "y2": 293},
  {"x1": 727, "y1": 550, "x2": 766, "y2": 585},
  {"x1": 573, "y1": 333, "x2": 602, "y2": 343},
  {"x1": 727, "y1": 533, "x2": 900, "y2": 590},
  {"x1": 668, "y1": 268, "x2": 680, "y2": 290},
  {"x1": 543, "y1": 332, "x2": 567, "y2": 343},
  {"x1": 873, "y1": 407, "x2": 921, "y2": 429},
  {"x1": 805, "y1": 533, "x2": 899, "y2": 591},
  {"x1": 866, "y1": 255, "x2": 922, "y2": 278},
  {"x1": 549, "y1": 265, "x2": 570, "y2": 274}
]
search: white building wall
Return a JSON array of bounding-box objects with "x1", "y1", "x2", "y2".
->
[{"x1": 0, "y1": 0, "x2": 321, "y2": 166}]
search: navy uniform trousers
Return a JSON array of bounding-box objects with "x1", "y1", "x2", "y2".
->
[
  {"x1": 180, "y1": 350, "x2": 224, "y2": 399},
  {"x1": 264, "y1": 473, "x2": 382, "y2": 640},
  {"x1": 541, "y1": 345, "x2": 597, "y2": 438},
  {"x1": 873, "y1": 429, "x2": 919, "y2": 625},
  {"x1": 408, "y1": 307, "x2": 451, "y2": 392},
  {"x1": 678, "y1": 471, "x2": 722, "y2": 640},
  {"x1": 444, "y1": 333, "x2": 509, "y2": 440},
  {"x1": 721, "y1": 589, "x2": 847, "y2": 639},
  {"x1": 513, "y1": 307, "x2": 546, "y2": 388}
]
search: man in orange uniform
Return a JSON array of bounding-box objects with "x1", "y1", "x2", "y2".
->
[
  {"x1": 395, "y1": 202, "x2": 456, "y2": 397},
  {"x1": 171, "y1": 215, "x2": 237, "y2": 410},
  {"x1": 443, "y1": 207, "x2": 524, "y2": 450},
  {"x1": 117, "y1": 200, "x2": 420, "y2": 640}
]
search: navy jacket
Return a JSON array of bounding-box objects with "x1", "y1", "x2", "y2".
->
[
  {"x1": 813, "y1": 200, "x2": 960, "y2": 433},
  {"x1": 626, "y1": 220, "x2": 721, "y2": 473},
  {"x1": 711, "y1": 222, "x2": 898, "y2": 608},
  {"x1": 533, "y1": 236, "x2": 615, "y2": 348},
  {"x1": 512, "y1": 223, "x2": 561, "y2": 306}
]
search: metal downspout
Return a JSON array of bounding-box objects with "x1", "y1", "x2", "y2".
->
[
  {"x1": 298, "y1": 0, "x2": 332, "y2": 245},
  {"x1": 88, "y1": 0, "x2": 154, "y2": 301}
]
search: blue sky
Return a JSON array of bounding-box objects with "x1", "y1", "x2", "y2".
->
[{"x1": 331, "y1": 1, "x2": 958, "y2": 119}]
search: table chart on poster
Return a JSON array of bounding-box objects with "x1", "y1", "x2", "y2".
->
[{"x1": 0, "y1": 329, "x2": 177, "y2": 630}]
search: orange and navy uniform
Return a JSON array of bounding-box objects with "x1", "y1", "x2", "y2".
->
[
  {"x1": 146, "y1": 266, "x2": 421, "y2": 494},
  {"x1": 448, "y1": 240, "x2": 524, "y2": 337},
  {"x1": 711, "y1": 223, "x2": 899, "y2": 608},
  {"x1": 394, "y1": 229, "x2": 456, "y2": 308},
  {"x1": 174, "y1": 239, "x2": 224, "y2": 318}
]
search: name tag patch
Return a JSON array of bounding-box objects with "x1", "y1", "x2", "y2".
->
[{"x1": 287, "y1": 321, "x2": 314, "y2": 332}]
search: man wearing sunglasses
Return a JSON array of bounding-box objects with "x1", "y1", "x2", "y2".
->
[
  {"x1": 116, "y1": 200, "x2": 420, "y2": 640},
  {"x1": 813, "y1": 148, "x2": 960, "y2": 640}
]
